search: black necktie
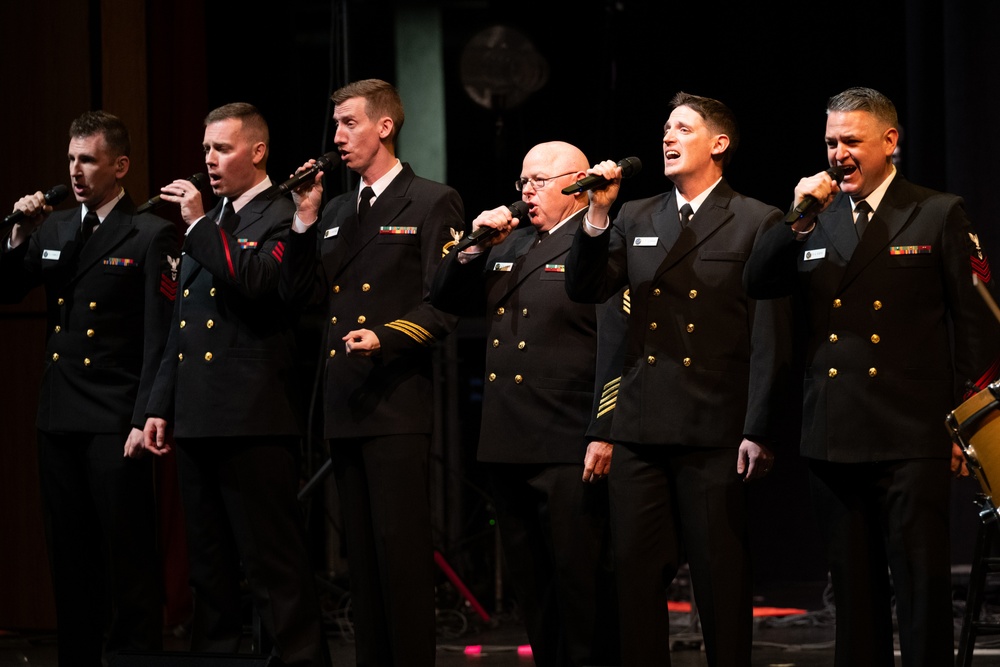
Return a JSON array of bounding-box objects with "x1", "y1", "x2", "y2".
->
[
  {"x1": 80, "y1": 210, "x2": 99, "y2": 244},
  {"x1": 854, "y1": 200, "x2": 872, "y2": 238},
  {"x1": 357, "y1": 186, "x2": 375, "y2": 224},
  {"x1": 217, "y1": 200, "x2": 237, "y2": 233},
  {"x1": 679, "y1": 203, "x2": 694, "y2": 227},
  {"x1": 532, "y1": 230, "x2": 548, "y2": 248}
]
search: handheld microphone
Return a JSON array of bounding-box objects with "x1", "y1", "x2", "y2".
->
[
  {"x1": 783, "y1": 166, "x2": 846, "y2": 224},
  {"x1": 4, "y1": 184, "x2": 70, "y2": 224},
  {"x1": 136, "y1": 174, "x2": 208, "y2": 214},
  {"x1": 455, "y1": 200, "x2": 530, "y2": 252},
  {"x1": 263, "y1": 152, "x2": 340, "y2": 200},
  {"x1": 561, "y1": 157, "x2": 642, "y2": 195}
]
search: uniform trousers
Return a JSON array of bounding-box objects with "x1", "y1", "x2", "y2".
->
[
  {"x1": 609, "y1": 444, "x2": 752, "y2": 667},
  {"x1": 808, "y1": 457, "x2": 954, "y2": 667},
  {"x1": 488, "y1": 462, "x2": 618, "y2": 667},
  {"x1": 37, "y1": 429, "x2": 162, "y2": 667},
  {"x1": 331, "y1": 434, "x2": 435, "y2": 667},
  {"x1": 175, "y1": 436, "x2": 327, "y2": 667}
]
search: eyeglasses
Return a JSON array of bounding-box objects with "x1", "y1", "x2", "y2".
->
[{"x1": 514, "y1": 171, "x2": 577, "y2": 192}]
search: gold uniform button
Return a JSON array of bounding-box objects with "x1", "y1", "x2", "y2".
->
[
  {"x1": 357, "y1": 315, "x2": 366, "y2": 324},
  {"x1": 89, "y1": 302, "x2": 97, "y2": 310},
  {"x1": 833, "y1": 298, "x2": 842, "y2": 308},
  {"x1": 204, "y1": 352, "x2": 213, "y2": 362},
  {"x1": 686, "y1": 323, "x2": 694, "y2": 333},
  {"x1": 522, "y1": 308, "x2": 529, "y2": 317},
  {"x1": 183, "y1": 289, "x2": 190, "y2": 298},
  {"x1": 649, "y1": 322, "x2": 658, "y2": 331},
  {"x1": 329, "y1": 349, "x2": 337, "y2": 358},
  {"x1": 518, "y1": 341, "x2": 526, "y2": 350},
  {"x1": 871, "y1": 334, "x2": 881, "y2": 344},
  {"x1": 178, "y1": 353, "x2": 184, "y2": 361},
  {"x1": 488, "y1": 373, "x2": 497, "y2": 382},
  {"x1": 84, "y1": 358, "x2": 91, "y2": 367},
  {"x1": 514, "y1": 374, "x2": 523, "y2": 384},
  {"x1": 333, "y1": 285, "x2": 341, "y2": 293},
  {"x1": 210, "y1": 287, "x2": 217, "y2": 297},
  {"x1": 330, "y1": 317, "x2": 338, "y2": 325},
  {"x1": 869, "y1": 368, "x2": 878, "y2": 377},
  {"x1": 54, "y1": 325, "x2": 61, "y2": 333},
  {"x1": 683, "y1": 357, "x2": 692, "y2": 367},
  {"x1": 873, "y1": 300, "x2": 883, "y2": 310},
  {"x1": 829, "y1": 333, "x2": 838, "y2": 343},
  {"x1": 180, "y1": 320, "x2": 186, "y2": 329},
  {"x1": 688, "y1": 289, "x2": 698, "y2": 299},
  {"x1": 492, "y1": 339, "x2": 499, "y2": 348},
  {"x1": 206, "y1": 320, "x2": 214, "y2": 329},
  {"x1": 86, "y1": 329, "x2": 95, "y2": 338},
  {"x1": 496, "y1": 307, "x2": 505, "y2": 316},
  {"x1": 828, "y1": 368, "x2": 838, "y2": 378},
  {"x1": 653, "y1": 288, "x2": 662, "y2": 296},
  {"x1": 362, "y1": 283, "x2": 371, "y2": 292},
  {"x1": 57, "y1": 298, "x2": 65, "y2": 306},
  {"x1": 51, "y1": 353, "x2": 59, "y2": 362},
  {"x1": 647, "y1": 355, "x2": 656, "y2": 365}
]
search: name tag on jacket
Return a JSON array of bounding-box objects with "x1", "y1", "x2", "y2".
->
[
  {"x1": 42, "y1": 249, "x2": 61, "y2": 260},
  {"x1": 493, "y1": 262, "x2": 513, "y2": 272},
  {"x1": 323, "y1": 227, "x2": 340, "y2": 239},
  {"x1": 633, "y1": 237, "x2": 658, "y2": 247},
  {"x1": 803, "y1": 248, "x2": 826, "y2": 261}
]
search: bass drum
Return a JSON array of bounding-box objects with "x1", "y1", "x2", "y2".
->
[{"x1": 947, "y1": 383, "x2": 1000, "y2": 502}]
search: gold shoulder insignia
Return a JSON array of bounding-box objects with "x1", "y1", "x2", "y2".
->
[
  {"x1": 970, "y1": 232, "x2": 984, "y2": 260},
  {"x1": 443, "y1": 228, "x2": 464, "y2": 257}
]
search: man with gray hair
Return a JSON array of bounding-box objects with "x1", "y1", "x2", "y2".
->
[{"x1": 746, "y1": 86, "x2": 1000, "y2": 666}]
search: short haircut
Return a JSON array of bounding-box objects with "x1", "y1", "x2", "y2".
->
[
  {"x1": 204, "y1": 102, "x2": 270, "y2": 149},
  {"x1": 669, "y1": 91, "x2": 739, "y2": 167},
  {"x1": 331, "y1": 79, "x2": 405, "y2": 145},
  {"x1": 826, "y1": 87, "x2": 899, "y2": 130},
  {"x1": 70, "y1": 110, "x2": 131, "y2": 157}
]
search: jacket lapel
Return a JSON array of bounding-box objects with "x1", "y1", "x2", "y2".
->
[
  {"x1": 839, "y1": 178, "x2": 917, "y2": 290},
  {"x1": 70, "y1": 197, "x2": 137, "y2": 283},
  {"x1": 654, "y1": 180, "x2": 735, "y2": 282}
]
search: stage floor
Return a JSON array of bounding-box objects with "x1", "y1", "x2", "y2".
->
[{"x1": 4, "y1": 578, "x2": 1000, "y2": 666}]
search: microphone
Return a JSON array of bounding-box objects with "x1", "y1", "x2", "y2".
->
[
  {"x1": 454, "y1": 200, "x2": 530, "y2": 252},
  {"x1": 4, "y1": 184, "x2": 70, "y2": 224},
  {"x1": 783, "y1": 166, "x2": 846, "y2": 224},
  {"x1": 561, "y1": 157, "x2": 642, "y2": 195},
  {"x1": 263, "y1": 151, "x2": 340, "y2": 200},
  {"x1": 136, "y1": 173, "x2": 207, "y2": 214}
]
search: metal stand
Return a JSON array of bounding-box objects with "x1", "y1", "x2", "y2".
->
[{"x1": 956, "y1": 496, "x2": 1000, "y2": 666}]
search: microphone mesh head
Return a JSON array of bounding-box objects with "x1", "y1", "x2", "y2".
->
[
  {"x1": 44, "y1": 184, "x2": 70, "y2": 205},
  {"x1": 620, "y1": 157, "x2": 642, "y2": 178}
]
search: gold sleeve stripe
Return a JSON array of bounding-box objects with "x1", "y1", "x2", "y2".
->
[
  {"x1": 597, "y1": 377, "x2": 621, "y2": 415},
  {"x1": 385, "y1": 320, "x2": 435, "y2": 345},
  {"x1": 622, "y1": 289, "x2": 631, "y2": 315}
]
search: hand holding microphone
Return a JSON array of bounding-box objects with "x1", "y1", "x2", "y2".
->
[
  {"x1": 5, "y1": 184, "x2": 70, "y2": 225},
  {"x1": 561, "y1": 157, "x2": 642, "y2": 195},
  {"x1": 455, "y1": 199, "x2": 528, "y2": 252},
  {"x1": 264, "y1": 151, "x2": 340, "y2": 200},
  {"x1": 136, "y1": 174, "x2": 208, "y2": 215},
  {"x1": 784, "y1": 166, "x2": 845, "y2": 227}
]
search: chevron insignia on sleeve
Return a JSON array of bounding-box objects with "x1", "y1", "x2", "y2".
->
[
  {"x1": 385, "y1": 319, "x2": 435, "y2": 345},
  {"x1": 970, "y1": 232, "x2": 993, "y2": 283},
  {"x1": 160, "y1": 274, "x2": 177, "y2": 301},
  {"x1": 596, "y1": 376, "x2": 621, "y2": 419},
  {"x1": 271, "y1": 241, "x2": 285, "y2": 263}
]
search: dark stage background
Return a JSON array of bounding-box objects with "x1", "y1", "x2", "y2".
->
[{"x1": 2, "y1": 0, "x2": 999, "y2": 630}]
